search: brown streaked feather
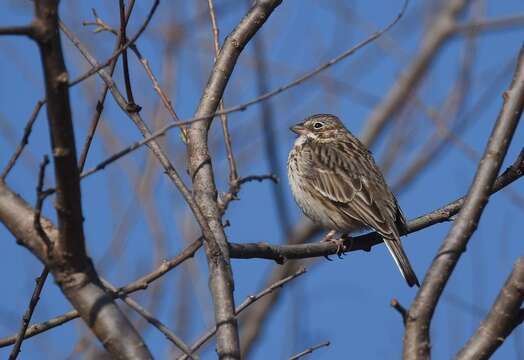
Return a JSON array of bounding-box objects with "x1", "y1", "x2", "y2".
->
[{"x1": 290, "y1": 114, "x2": 419, "y2": 287}]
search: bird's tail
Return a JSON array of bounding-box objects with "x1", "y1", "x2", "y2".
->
[{"x1": 383, "y1": 236, "x2": 419, "y2": 287}]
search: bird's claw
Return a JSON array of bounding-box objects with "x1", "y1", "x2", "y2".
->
[{"x1": 321, "y1": 231, "x2": 347, "y2": 259}]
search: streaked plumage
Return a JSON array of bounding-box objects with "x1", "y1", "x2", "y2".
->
[{"x1": 287, "y1": 114, "x2": 419, "y2": 287}]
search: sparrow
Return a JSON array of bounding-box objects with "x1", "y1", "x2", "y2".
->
[{"x1": 287, "y1": 114, "x2": 419, "y2": 287}]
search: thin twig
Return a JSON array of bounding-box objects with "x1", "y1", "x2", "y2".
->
[
  {"x1": 390, "y1": 298, "x2": 408, "y2": 325},
  {"x1": 78, "y1": 2, "x2": 136, "y2": 171},
  {"x1": 178, "y1": 267, "x2": 307, "y2": 360},
  {"x1": 8, "y1": 267, "x2": 49, "y2": 360},
  {"x1": 218, "y1": 174, "x2": 279, "y2": 214},
  {"x1": 118, "y1": 0, "x2": 139, "y2": 111},
  {"x1": 207, "y1": 0, "x2": 239, "y2": 184},
  {"x1": 9, "y1": 156, "x2": 51, "y2": 360},
  {"x1": 32, "y1": 156, "x2": 52, "y2": 250},
  {"x1": 49, "y1": 0, "x2": 410, "y2": 182},
  {"x1": 61, "y1": 0, "x2": 160, "y2": 89},
  {"x1": 102, "y1": 280, "x2": 196, "y2": 358},
  {"x1": 82, "y1": 10, "x2": 188, "y2": 141},
  {"x1": 0, "y1": 235, "x2": 203, "y2": 348},
  {"x1": 288, "y1": 341, "x2": 330, "y2": 360},
  {"x1": 1, "y1": 100, "x2": 45, "y2": 181},
  {"x1": 252, "y1": 32, "x2": 291, "y2": 238}
]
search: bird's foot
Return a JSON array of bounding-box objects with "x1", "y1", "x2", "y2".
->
[{"x1": 321, "y1": 230, "x2": 347, "y2": 260}]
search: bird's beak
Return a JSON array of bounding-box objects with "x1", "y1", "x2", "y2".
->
[{"x1": 290, "y1": 124, "x2": 307, "y2": 135}]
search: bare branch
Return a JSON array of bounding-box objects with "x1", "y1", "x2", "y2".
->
[
  {"x1": 118, "y1": 0, "x2": 138, "y2": 110},
  {"x1": 0, "y1": 100, "x2": 45, "y2": 181},
  {"x1": 207, "y1": 0, "x2": 238, "y2": 184},
  {"x1": 0, "y1": 25, "x2": 34, "y2": 37},
  {"x1": 54, "y1": 0, "x2": 410, "y2": 181},
  {"x1": 0, "y1": 233, "x2": 202, "y2": 348},
  {"x1": 8, "y1": 267, "x2": 49, "y2": 360},
  {"x1": 360, "y1": 0, "x2": 471, "y2": 147},
  {"x1": 9, "y1": 156, "x2": 51, "y2": 360},
  {"x1": 390, "y1": 298, "x2": 408, "y2": 325},
  {"x1": 288, "y1": 341, "x2": 330, "y2": 360},
  {"x1": 403, "y1": 44, "x2": 524, "y2": 360},
  {"x1": 178, "y1": 267, "x2": 307, "y2": 360},
  {"x1": 455, "y1": 257, "x2": 524, "y2": 360},
  {"x1": 454, "y1": 14, "x2": 524, "y2": 33},
  {"x1": 102, "y1": 280, "x2": 195, "y2": 358},
  {"x1": 78, "y1": 1, "x2": 136, "y2": 171},
  {"x1": 187, "y1": 1, "x2": 284, "y2": 358},
  {"x1": 0, "y1": 1, "x2": 153, "y2": 357},
  {"x1": 252, "y1": 33, "x2": 291, "y2": 237},
  {"x1": 59, "y1": 6, "x2": 218, "y2": 255}
]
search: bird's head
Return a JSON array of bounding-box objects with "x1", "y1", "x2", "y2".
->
[{"x1": 290, "y1": 114, "x2": 347, "y2": 140}]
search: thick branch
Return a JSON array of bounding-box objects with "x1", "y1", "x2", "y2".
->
[
  {"x1": 0, "y1": 180, "x2": 152, "y2": 359},
  {"x1": 0, "y1": 25, "x2": 34, "y2": 37},
  {"x1": 186, "y1": 1, "x2": 282, "y2": 359},
  {"x1": 0, "y1": 236, "x2": 202, "y2": 348},
  {"x1": 34, "y1": 0, "x2": 86, "y2": 267},
  {"x1": 0, "y1": 1, "x2": 153, "y2": 358},
  {"x1": 455, "y1": 257, "x2": 524, "y2": 360},
  {"x1": 403, "y1": 44, "x2": 524, "y2": 360}
]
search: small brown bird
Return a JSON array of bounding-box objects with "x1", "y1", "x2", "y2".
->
[{"x1": 287, "y1": 114, "x2": 419, "y2": 287}]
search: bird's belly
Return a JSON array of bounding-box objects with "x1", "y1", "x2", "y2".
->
[{"x1": 288, "y1": 169, "x2": 361, "y2": 232}]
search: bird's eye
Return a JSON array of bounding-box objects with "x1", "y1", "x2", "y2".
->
[{"x1": 313, "y1": 122, "x2": 323, "y2": 129}]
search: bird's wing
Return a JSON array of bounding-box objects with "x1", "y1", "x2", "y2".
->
[
  {"x1": 305, "y1": 139, "x2": 419, "y2": 287},
  {"x1": 307, "y1": 141, "x2": 399, "y2": 238}
]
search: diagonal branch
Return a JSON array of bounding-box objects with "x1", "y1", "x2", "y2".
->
[
  {"x1": 403, "y1": 44, "x2": 524, "y2": 360},
  {"x1": 360, "y1": 0, "x2": 471, "y2": 147},
  {"x1": 0, "y1": 236, "x2": 202, "y2": 348},
  {"x1": 78, "y1": 1, "x2": 136, "y2": 171},
  {"x1": 9, "y1": 156, "x2": 51, "y2": 360},
  {"x1": 455, "y1": 257, "x2": 524, "y2": 360},
  {"x1": 288, "y1": 341, "x2": 330, "y2": 360},
  {"x1": 178, "y1": 267, "x2": 307, "y2": 360}
]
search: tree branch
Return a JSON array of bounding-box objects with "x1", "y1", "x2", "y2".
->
[
  {"x1": 288, "y1": 341, "x2": 330, "y2": 360},
  {"x1": 186, "y1": 1, "x2": 283, "y2": 358},
  {"x1": 78, "y1": 1, "x2": 136, "y2": 171},
  {"x1": 0, "y1": 100, "x2": 45, "y2": 181},
  {"x1": 0, "y1": 25, "x2": 34, "y2": 37},
  {"x1": 0, "y1": 236, "x2": 202, "y2": 348},
  {"x1": 455, "y1": 257, "x2": 524, "y2": 360},
  {"x1": 0, "y1": 1, "x2": 153, "y2": 358},
  {"x1": 403, "y1": 43, "x2": 524, "y2": 360},
  {"x1": 360, "y1": 0, "x2": 471, "y2": 147},
  {"x1": 178, "y1": 267, "x2": 307, "y2": 360}
]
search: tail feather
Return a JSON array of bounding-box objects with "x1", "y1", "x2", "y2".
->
[{"x1": 383, "y1": 236, "x2": 419, "y2": 287}]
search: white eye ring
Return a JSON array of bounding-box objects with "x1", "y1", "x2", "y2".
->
[{"x1": 313, "y1": 122, "x2": 323, "y2": 129}]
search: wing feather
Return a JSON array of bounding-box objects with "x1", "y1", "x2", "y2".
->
[{"x1": 306, "y1": 140, "x2": 398, "y2": 236}]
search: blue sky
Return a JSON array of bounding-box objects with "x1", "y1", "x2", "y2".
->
[{"x1": 1, "y1": 0, "x2": 524, "y2": 359}]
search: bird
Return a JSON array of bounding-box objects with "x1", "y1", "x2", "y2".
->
[{"x1": 287, "y1": 114, "x2": 419, "y2": 287}]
